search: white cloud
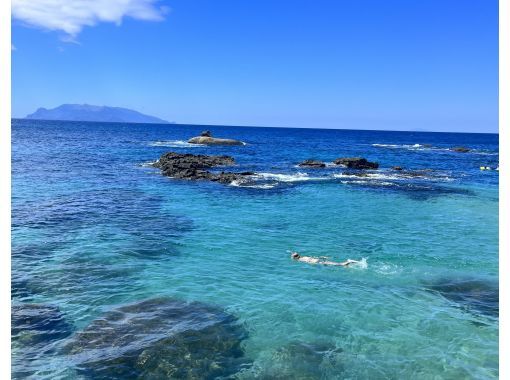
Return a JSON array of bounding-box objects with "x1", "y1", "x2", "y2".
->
[{"x1": 12, "y1": 0, "x2": 168, "y2": 40}]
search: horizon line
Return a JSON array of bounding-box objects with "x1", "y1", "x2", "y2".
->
[{"x1": 11, "y1": 118, "x2": 499, "y2": 135}]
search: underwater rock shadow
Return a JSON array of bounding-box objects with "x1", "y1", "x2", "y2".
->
[
  {"x1": 12, "y1": 188, "x2": 193, "y2": 238},
  {"x1": 12, "y1": 303, "x2": 74, "y2": 379},
  {"x1": 12, "y1": 303, "x2": 74, "y2": 346},
  {"x1": 63, "y1": 297, "x2": 251, "y2": 379},
  {"x1": 252, "y1": 341, "x2": 343, "y2": 380},
  {"x1": 340, "y1": 181, "x2": 474, "y2": 201},
  {"x1": 423, "y1": 276, "x2": 498, "y2": 318}
]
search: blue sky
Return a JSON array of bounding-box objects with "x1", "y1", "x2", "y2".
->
[{"x1": 12, "y1": 0, "x2": 498, "y2": 132}]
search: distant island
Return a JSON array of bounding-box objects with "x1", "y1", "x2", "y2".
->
[{"x1": 25, "y1": 104, "x2": 170, "y2": 124}]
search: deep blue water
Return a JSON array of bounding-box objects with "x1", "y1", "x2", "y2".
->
[{"x1": 12, "y1": 119, "x2": 498, "y2": 379}]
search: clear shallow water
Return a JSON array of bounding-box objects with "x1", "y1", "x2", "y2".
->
[{"x1": 12, "y1": 120, "x2": 498, "y2": 379}]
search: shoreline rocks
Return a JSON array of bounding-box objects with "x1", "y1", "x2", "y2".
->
[
  {"x1": 334, "y1": 157, "x2": 379, "y2": 169},
  {"x1": 298, "y1": 159, "x2": 326, "y2": 168},
  {"x1": 153, "y1": 152, "x2": 253, "y2": 184},
  {"x1": 188, "y1": 131, "x2": 245, "y2": 146}
]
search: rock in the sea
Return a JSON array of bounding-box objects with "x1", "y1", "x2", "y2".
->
[
  {"x1": 451, "y1": 146, "x2": 470, "y2": 153},
  {"x1": 334, "y1": 157, "x2": 379, "y2": 169},
  {"x1": 258, "y1": 341, "x2": 343, "y2": 379},
  {"x1": 153, "y1": 152, "x2": 252, "y2": 184},
  {"x1": 64, "y1": 297, "x2": 250, "y2": 379},
  {"x1": 298, "y1": 159, "x2": 326, "y2": 168},
  {"x1": 425, "y1": 277, "x2": 498, "y2": 318},
  {"x1": 188, "y1": 131, "x2": 244, "y2": 146},
  {"x1": 12, "y1": 304, "x2": 73, "y2": 346},
  {"x1": 391, "y1": 166, "x2": 403, "y2": 171}
]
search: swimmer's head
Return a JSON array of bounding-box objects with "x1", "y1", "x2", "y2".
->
[{"x1": 291, "y1": 252, "x2": 300, "y2": 259}]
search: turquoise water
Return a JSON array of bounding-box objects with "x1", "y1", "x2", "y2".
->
[{"x1": 12, "y1": 120, "x2": 498, "y2": 379}]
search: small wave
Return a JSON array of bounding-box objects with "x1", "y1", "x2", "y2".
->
[
  {"x1": 372, "y1": 143, "x2": 400, "y2": 148},
  {"x1": 372, "y1": 143, "x2": 427, "y2": 150},
  {"x1": 373, "y1": 143, "x2": 498, "y2": 155},
  {"x1": 139, "y1": 160, "x2": 158, "y2": 167},
  {"x1": 149, "y1": 140, "x2": 203, "y2": 148},
  {"x1": 469, "y1": 151, "x2": 499, "y2": 156},
  {"x1": 230, "y1": 180, "x2": 276, "y2": 189},
  {"x1": 333, "y1": 172, "x2": 402, "y2": 181},
  {"x1": 254, "y1": 172, "x2": 327, "y2": 182},
  {"x1": 340, "y1": 180, "x2": 396, "y2": 187}
]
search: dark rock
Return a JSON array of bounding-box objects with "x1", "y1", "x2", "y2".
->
[
  {"x1": 200, "y1": 130, "x2": 212, "y2": 137},
  {"x1": 392, "y1": 166, "x2": 403, "y2": 171},
  {"x1": 12, "y1": 304, "x2": 73, "y2": 346},
  {"x1": 64, "y1": 298, "x2": 250, "y2": 379},
  {"x1": 153, "y1": 152, "x2": 252, "y2": 184},
  {"x1": 451, "y1": 146, "x2": 470, "y2": 153},
  {"x1": 424, "y1": 277, "x2": 498, "y2": 318},
  {"x1": 188, "y1": 135, "x2": 244, "y2": 146},
  {"x1": 334, "y1": 157, "x2": 379, "y2": 169},
  {"x1": 298, "y1": 159, "x2": 326, "y2": 168}
]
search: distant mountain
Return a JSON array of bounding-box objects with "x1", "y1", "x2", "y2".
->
[{"x1": 25, "y1": 104, "x2": 170, "y2": 124}]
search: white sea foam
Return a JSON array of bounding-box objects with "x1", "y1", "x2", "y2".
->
[
  {"x1": 372, "y1": 143, "x2": 428, "y2": 150},
  {"x1": 149, "y1": 140, "x2": 203, "y2": 148},
  {"x1": 373, "y1": 262, "x2": 402, "y2": 275},
  {"x1": 372, "y1": 143, "x2": 400, "y2": 148},
  {"x1": 333, "y1": 172, "x2": 402, "y2": 181},
  {"x1": 254, "y1": 172, "x2": 327, "y2": 182},
  {"x1": 350, "y1": 257, "x2": 368, "y2": 269},
  {"x1": 373, "y1": 143, "x2": 498, "y2": 156},
  {"x1": 230, "y1": 181, "x2": 276, "y2": 189},
  {"x1": 139, "y1": 160, "x2": 157, "y2": 167}
]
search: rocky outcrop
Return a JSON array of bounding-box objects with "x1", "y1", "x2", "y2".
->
[
  {"x1": 334, "y1": 157, "x2": 379, "y2": 169},
  {"x1": 298, "y1": 159, "x2": 326, "y2": 168},
  {"x1": 188, "y1": 131, "x2": 244, "y2": 146},
  {"x1": 153, "y1": 152, "x2": 253, "y2": 184},
  {"x1": 451, "y1": 146, "x2": 470, "y2": 153},
  {"x1": 391, "y1": 166, "x2": 403, "y2": 171},
  {"x1": 63, "y1": 298, "x2": 250, "y2": 379}
]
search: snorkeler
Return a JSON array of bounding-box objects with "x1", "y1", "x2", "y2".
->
[{"x1": 290, "y1": 252, "x2": 360, "y2": 267}]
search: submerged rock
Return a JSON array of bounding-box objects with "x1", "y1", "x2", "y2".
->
[
  {"x1": 64, "y1": 297, "x2": 250, "y2": 379},
  {"x1": 451, "y1": 146, "x2": 470, "y2": 153},
  {"x1": 333, "y1": 157, "x2": 379, "y2": 169},
  {"x1": 391, "y1": 166, "x2": 403, "y2": 171},
  {"x1": 153, "y1": 152, "x2": 252, "y2": 184},
  {"x1": 298, "y1": 159, "x2": 326, "y2": 168},
  {"x1": 12, "y1": 304, "x2": 73, "y2": 346},
  {"x1": 258, "y1": 341, "x2": 343, "y2": 379},
  {"x1": 188, "y1": 131, "x2": 244, "y2": 146},
  {"x1": 425, "y1": 277, "x2": 498, "y2": 318}
]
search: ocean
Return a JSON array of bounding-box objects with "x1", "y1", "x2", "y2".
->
[{"x1": 11, "y1": 119, "x2": 499, "y2": 379}]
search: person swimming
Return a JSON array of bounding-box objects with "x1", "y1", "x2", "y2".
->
[{"x1": 290, "y1": 252, "x2": 360, "y2": 267}]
